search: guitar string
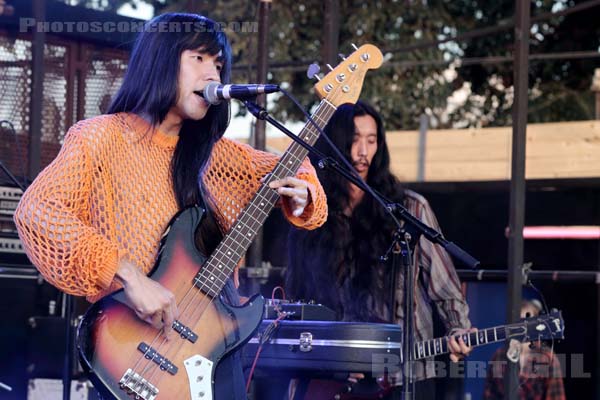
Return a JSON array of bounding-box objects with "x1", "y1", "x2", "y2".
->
[
  {"x1": 130, "y1": 151, "x2": 300, "y2": 383},
  {"x1": 144, "y1": 100, "x2": 338, "y2": 384},
  {"x1": 138, "y1": 101, "x2": 337, "y2": 387},
  {"x1": 163, "y1": 100, "x2": 331, "y2": 328},
  {"x1": 127, "y1": 76, "x2": 348, "y2": 388},
  {"x1": 415, "y1": 317, "x2": 550, "y2": 361},
  {"x1": 117, "y1": 210, "x2": 259, "y2": 384},
  {"x1": 139, "y1": 95, "x2": 340, "y2": 385},
  {"x1": 122, "y1": 119, "x2": 313, "y2": 384},
  {"x1": 137, "y1": 187, "x2": 281, "y2": 380}
]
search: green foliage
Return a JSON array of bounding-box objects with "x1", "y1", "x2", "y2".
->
[
  {"x1": 228, "y1": 0, "x2": 598, "y2": 129},
  {"x1": 92, "y1": 0, "x2": 600, "y2": 129},
  {"x1": 445, "y1": 0, "x2": 600, "y2": 127}
]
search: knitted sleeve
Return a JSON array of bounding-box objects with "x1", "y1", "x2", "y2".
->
[
  {"x1": 13, "y1": 120, "x2": 120, "y2": 297},
  {"x1": 204, "y1": 138, "x2": 327, "y2": 231}
]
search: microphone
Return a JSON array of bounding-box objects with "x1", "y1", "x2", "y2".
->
[{"x1": 197, "y1": 82, "x2": 280, "y2": 105}]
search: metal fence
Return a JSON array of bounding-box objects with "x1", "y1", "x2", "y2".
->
[{"x1": 0, "y1": 31, "x2": 128, "y2": 181}]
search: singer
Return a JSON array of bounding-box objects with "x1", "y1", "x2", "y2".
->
[{"x1": 13, "y1": 13, "x2": 327, "y2": 400}]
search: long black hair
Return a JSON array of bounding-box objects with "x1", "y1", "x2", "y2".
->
[
  {"x1": 286, "y1": 101, "x2": 404, "y2": 321},
  {"x1": 108, "y1": 13, "x2": 231, "y2": 208}
]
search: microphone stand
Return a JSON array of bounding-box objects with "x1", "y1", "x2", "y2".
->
[{"x1": 243, "y1": 100, "x2": 479, "y2": 399}]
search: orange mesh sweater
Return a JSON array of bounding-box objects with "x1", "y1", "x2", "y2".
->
[{"x1": 14, "y1": 113, "x2": 327, "y2": 303}]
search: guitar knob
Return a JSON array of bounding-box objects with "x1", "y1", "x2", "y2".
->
[
  {"x1": 351, "y1": 43, "x2": 359, "y2": 51},
  {"x1": 326, "y1": 63, "x2": 334, "y2": 71}
]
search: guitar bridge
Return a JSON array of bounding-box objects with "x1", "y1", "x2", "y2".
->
[{"x1": 119, "y1": 368, "x2": 159, "y2": 400}]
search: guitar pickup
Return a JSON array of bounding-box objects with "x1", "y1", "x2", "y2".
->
[
  {"x1": 137, "y1": 343, "x2": 178, "y2": 375},
  {"x1": 173, "y1": 320, "x2": 198, "y2": 343}
]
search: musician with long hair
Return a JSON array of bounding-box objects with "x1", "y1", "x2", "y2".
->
[
  {"x1": 286, "y1": 101, "x2": 470, "y2": 399},
  {"x1": 14, "y1": 13, "x2": 327, "y2": 399}
]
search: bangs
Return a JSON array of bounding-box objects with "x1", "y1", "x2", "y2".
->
[
  {"x1": 186, "y1": 32, "x2": 228, "y2": 59},
  {"x1": 183, "y1": 16, "x2": 228, "y2": 55}
]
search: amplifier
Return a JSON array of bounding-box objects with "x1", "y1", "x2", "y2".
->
[
  {"x1": 0, "y1": 233, "x2": 24, "y2": 252},
  {"x1": 0, "y1": 184, "x2": 28, "y2": 265},
  {"x1": 0, "y1": 185, "x2": 21, "y2": 234},
  {"x1": 0, "y1": 214, "x2": 17, "y2": 234},
  {"x1": 0, "y1": 185, "x2": 21, "y2": 214},
  {"x1": 0, "y1": 232, "x2": 29, "y2": 265}
]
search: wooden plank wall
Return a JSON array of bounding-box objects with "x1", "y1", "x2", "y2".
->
[{"x1": 264, "y1": 120, "x2": 600, "y2": 182}]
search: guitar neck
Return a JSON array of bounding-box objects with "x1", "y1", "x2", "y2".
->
[
  {"x1": 195, "y1": 100, "x2": 336, "y2": 297},
  {"x1": 413, "y1": 321, "x2": 527, "y2": 360}
]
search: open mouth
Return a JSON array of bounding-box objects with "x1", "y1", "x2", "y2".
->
[{"x1": 194, "y1": 91, "x2": 209, "y2": 106}]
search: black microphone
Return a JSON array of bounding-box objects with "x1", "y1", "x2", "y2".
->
[{"x1": 197, "y1": 82, "x2": 280, "y2": 105}]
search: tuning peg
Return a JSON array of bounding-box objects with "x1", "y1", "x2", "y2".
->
[
  {"x1": 306, "y1": 63, "x2": 321, "y2": 80},
  {"x1": 338, "y1": 53, "x2": 347, "y2": 61},
  {"x1": 326, "y1": 64, "x2": 334, "y2": 71},
  {"x1": 351, "y1": 43, "x2": 359, "y2": 51}
]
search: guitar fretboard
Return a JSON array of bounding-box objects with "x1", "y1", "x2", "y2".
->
[
  {"x1": 413, "y1": 322, "x2": 527, "y2": 360},
  {"x1": 194, "y1": 100, "x2": 337, "y2": 297}
]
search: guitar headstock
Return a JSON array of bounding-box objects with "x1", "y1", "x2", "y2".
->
[
  {"x1": 518, "y1": 310, "x2": 565, "y2": 342},
  {"x1": 313, "y1": 44, "x2": 383, "y2": 107}
]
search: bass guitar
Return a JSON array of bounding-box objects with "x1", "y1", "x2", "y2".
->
[{"x1": 76, "y1": 44, "x2": 384, "y2": 400}]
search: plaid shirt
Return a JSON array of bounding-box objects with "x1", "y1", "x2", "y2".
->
[
  {"x1": 484, "y1": 346, "x2": 566, "y2": 400},
  {"x1": 389, "y1": 190, "x2": 471, "y2": 381},
  {"x1": 287, "y1": 189, "x2": 471, "y2": 383}
]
